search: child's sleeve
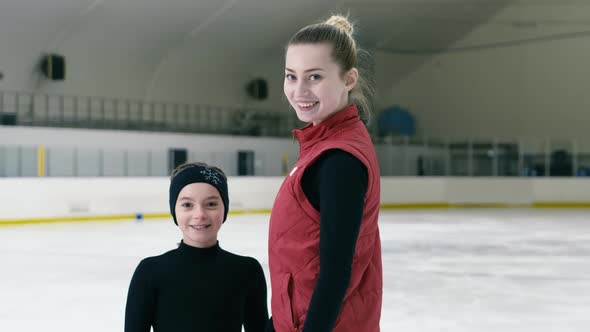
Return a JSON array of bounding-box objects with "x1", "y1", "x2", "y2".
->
[
  {"x1": 124, "y1": 259, "x2": 156, "y2": 332},
  {"x1": 243, "y1": 259, "x2": 269, "y2": 332}
]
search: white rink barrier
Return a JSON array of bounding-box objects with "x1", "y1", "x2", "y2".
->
[{"x1": 1, "y1": 177, "x2": 590, "y2": 225}]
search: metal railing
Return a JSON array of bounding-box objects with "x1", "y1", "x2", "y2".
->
[
  {"x1": 2, "y1": 138, "x2": 589, "y2": 178},
  {"x1": 375, "y1": 136, "x2": 590, "y2": 177},
  {"x1": 0, "y1": 90, "x2": 300, "y2": 137},
  {"x1": 1, "y1": 90, "x2": 590, "y2": 177}
]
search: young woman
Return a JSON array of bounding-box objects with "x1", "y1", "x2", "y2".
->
[
  {"x1": 267, "y1": 15, "x2": 383, "y2": 332},
  {"x1": 125, "y1": 162, "x2": 268, "y2": 332}
]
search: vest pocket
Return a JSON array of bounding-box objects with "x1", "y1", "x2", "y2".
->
[{"x1": 280, "y1": 273, "x2": 298, "y2": 330}]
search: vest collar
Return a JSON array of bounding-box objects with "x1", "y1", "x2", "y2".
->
[{"x1": 292, "y1": 104, "x2": 360, "y2": 150}]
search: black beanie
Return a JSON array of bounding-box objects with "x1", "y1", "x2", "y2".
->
[{"x1": 169, "y1": 164, "x2": 229, "y2": 225}]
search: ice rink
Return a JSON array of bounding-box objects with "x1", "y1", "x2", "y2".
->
[{"x1": 1, "y1": 209, "x2": 589, "y2": 331}]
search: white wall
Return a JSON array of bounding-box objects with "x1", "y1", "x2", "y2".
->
[
  {"x1": 2, "y1": 177, "x2": 590, "y2": 223},
  {"x1": 377, "y1": 4, "x2": 590, "y2": 142},
  {"x1": 0, "y1": 126, "x2": 299, "y2": 176},
  {"x1": 2, "y1": 126, "x2": 411, "y2": 177}
]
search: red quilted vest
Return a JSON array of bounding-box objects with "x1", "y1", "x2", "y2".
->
[{"x1": 269, "y1": 105, "x2": 382, "y2": 332}]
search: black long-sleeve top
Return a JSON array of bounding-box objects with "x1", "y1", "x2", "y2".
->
[
  {"x1": 125, "y1": 241, "x2": 268, "y2": 332},
  {"x1": 300, "y1": 149, "x2": 368, "y2": 332}
]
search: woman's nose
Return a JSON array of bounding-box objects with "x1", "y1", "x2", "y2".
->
[{"x1": 295, "y1": 81, "x2": 310, "y2": 96}]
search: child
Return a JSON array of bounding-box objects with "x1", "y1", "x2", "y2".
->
[{"x1": 125, "y1": 162, "x2": 268, "y2": 332}]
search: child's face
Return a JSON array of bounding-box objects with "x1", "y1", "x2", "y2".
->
[
  {"x1": 175, "y1": 182, "x2": 224, "y2": 248},
  {"x1": 284, "y1": 43, "x2": 357, "y2": 126}
]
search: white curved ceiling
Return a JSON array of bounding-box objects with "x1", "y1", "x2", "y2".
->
[
  {"x1": 1, "y1": 0, "x2": 588, "y2": 97},
  {"x1": 0, "y1": 0, "x2": 519, "y2": 65}
]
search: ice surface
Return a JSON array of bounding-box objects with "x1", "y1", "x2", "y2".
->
[{"x1": 1, "y1": 209, "x2": 589, "y2": 331}]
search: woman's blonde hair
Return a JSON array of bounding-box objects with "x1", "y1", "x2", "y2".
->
[{"x1": 287, "y1": 14, "x2": 375, "y2": 123}]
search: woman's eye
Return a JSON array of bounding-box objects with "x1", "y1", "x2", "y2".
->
[
  {"x1": 181, "y1": 202, "x2": 192, "y2": 208},
  {"x1": 285, "y1": 74, "x2": 296, "y2": 81},
  {"x1": 206, "y1": 202, "x2": 219, "y2": 208},
  {"x1": 310, "y1": 74, "x2": 322, "y2": 81}
]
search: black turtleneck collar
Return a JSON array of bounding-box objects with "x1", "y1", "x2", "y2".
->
[{"x1": 178, "y1": 240, "x2": 221, "y2": 258}]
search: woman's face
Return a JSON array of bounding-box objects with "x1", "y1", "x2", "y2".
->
[{"x1": 284, "y1": 43, "x2": 357, "y2": 125}]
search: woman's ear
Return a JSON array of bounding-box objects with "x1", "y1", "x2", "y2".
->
[{"x1": 345, "y1": 68, "x2": 359, "y2": 92}]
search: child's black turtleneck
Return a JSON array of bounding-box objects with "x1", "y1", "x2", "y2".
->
[{"x1": 125, "y1": 241, "x2": 268, "y2": 332}]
